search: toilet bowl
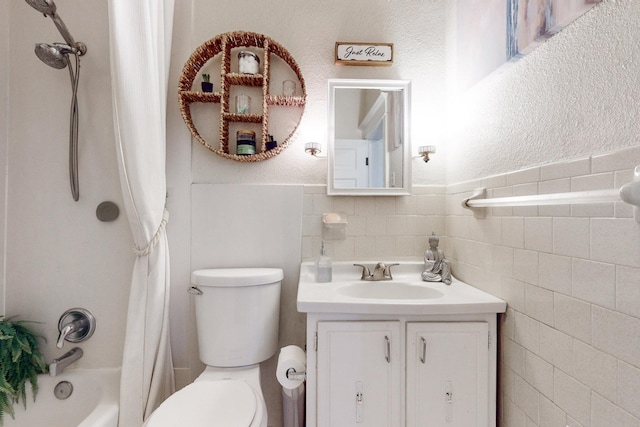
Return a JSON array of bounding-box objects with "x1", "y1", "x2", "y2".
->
[
  {"x1": 143, "y1": 366, "x2": 266, "y2": 427},
  {"x1": 144, "y1": 268, "x2": 283, "y2": 427}
]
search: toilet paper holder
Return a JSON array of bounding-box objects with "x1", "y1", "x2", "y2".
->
[{"x1": 286, "y1": 367, "x2": 306, "y2": 381}]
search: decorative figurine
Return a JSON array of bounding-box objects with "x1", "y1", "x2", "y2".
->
[{"x1": 422, "y1": 232, "x2": 452, "y2": 285}]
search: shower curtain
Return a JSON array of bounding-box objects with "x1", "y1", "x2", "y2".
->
[{"x1": 107, "y1": 0, "x2": 176, "y2": 425}]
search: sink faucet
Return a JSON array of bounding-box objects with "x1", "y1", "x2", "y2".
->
[
  {"x1": 49, "y1": 347, "x2": 83, "y2": 376},
  {"x1": 354, "y1": 262, "x2": 399, "y2": 281}
]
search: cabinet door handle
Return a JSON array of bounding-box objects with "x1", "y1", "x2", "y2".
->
[
  {"x1": 420, "y1": 337, "x2": 427, "y2": 364},
  {"x1": 356, "y1": 381, "x2": 364, "y2": 423},
  {"x1": 384, "y1": 335, "x2": 390, "y2": 363}
]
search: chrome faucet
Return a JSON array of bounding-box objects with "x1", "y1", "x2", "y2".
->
[
  {"x1": 49, "y1": 347, "x2": 83, "y2": 376},
  {"x1": 354, "y1": 262, "x2": 399, "y2": 281}
]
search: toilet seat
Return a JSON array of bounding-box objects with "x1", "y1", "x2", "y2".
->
[{"x1": 144, "y1": 380, "x2": 257, "y2": 427}]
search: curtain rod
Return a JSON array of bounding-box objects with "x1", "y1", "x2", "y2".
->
[{"x1": 462, "y1": 166, "x2": 640, "y2": 223}]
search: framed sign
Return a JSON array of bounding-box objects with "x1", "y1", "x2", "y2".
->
[{"x1": 335, "y1": 42, "x2": 393, "y2": 66}]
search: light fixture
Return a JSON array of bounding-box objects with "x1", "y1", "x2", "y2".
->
[
  {"x1": 305, "y1": 142, "x2": 325, "y2": 157},
  {"x1": 418, "y1": 145, "x2": 436, "y2": 163}
]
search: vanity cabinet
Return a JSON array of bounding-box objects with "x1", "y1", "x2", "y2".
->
[
  {"x1": 406, "y1": 322, "x2": 489, "y2": 427},
  {"x1": 297, "y1": 261, "x2": 506, "y2": 427},
  {"x1": 305, "y1": 315, "x2": 497, "y2": 427},
  {"x1": 317, "y1": 321, "x2": 401, "y2": 427}
]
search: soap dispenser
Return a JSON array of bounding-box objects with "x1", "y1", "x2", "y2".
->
[{"x1": 315, "y1": 240, "x2": 332, "y2": 283}]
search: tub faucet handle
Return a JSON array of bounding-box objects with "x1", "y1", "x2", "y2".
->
[
  {"x1": 56, "y1": 323, "x2": 77, "y2": 349},
  {"x1": 56, "y1": 308, "x2": 96, "y2": 349}
]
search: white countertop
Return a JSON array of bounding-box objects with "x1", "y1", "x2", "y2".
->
[{"x1": 297, "y1": 261, "x2": 507, "y2": 316}]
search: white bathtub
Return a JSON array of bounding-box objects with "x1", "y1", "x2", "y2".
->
[{"x1": 4, "y1": 368, "x2": 119, "y2": 427}]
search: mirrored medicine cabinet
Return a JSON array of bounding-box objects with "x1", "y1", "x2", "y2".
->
[{"x1": 327, "y1": 79, "x2": 411, "y2": 196}]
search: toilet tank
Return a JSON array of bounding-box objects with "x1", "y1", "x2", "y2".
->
[{"x1": 191, "y1": 268, "x2": 283, "y2": 367}]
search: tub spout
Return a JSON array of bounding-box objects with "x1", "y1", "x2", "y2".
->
[{"x1": 49, "y1": 347, "x2": 83, "y2": 377}]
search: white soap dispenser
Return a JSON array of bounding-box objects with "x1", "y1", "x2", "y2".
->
[{"x1": 315, "y1": 240, "x2": 332, "y2": 283}]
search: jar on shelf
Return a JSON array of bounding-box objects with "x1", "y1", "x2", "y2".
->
[
  {"x1": 238, "y1": 51, "x2": 260, "y2": 74},
  {"x1": 236, "y1": 129, "x2": 256, "y2": 155}
]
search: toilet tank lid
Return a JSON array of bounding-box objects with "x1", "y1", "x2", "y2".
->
[{"x1": 192, "y1": 268, "x2": 283, "y2": 287}]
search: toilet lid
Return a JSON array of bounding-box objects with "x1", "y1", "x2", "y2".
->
[{"x1": 144, "y1": 380, "x2": 257, "y2": 427}]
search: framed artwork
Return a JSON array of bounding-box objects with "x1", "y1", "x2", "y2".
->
[
  {"x1": 507, "y1": 0, "x2": 602, "y2": 58},
  {"x1": 456, "y1": 0, "x2": 602, "y2": 91}
]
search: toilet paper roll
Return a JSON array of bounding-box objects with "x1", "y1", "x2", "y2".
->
[{"x1": 276, "y1": 345, "x2": 306, "y2": 390}]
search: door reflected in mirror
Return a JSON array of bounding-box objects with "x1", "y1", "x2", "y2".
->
[{"x1": 328, "y1": 79, "x2": 411, "y2": 196}]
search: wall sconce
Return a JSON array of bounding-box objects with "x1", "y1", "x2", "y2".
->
[
  {"x1": 417, "y1": 145, "x2": 436, "y2": 163},
  {"x1": 305, "y1": 142, "x2": 325, "y2": 158}
]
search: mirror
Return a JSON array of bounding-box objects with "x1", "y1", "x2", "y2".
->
[{"x1": 327, "y1": 79, "x2": 411, "y2": 196}]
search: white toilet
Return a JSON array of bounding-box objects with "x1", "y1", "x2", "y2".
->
[{"x1": 144, "y1": 268, "x2": 283, "y2": 427}]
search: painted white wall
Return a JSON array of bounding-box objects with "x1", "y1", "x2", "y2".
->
[
  {"x1": 5, "y1": 0, "x2": 132, "y2": 368},
  {"x1": 184, "y1": 0, "x2": 449, "y2": 187},
  {"x1": 447, "y1": 0, "x2": 640, "y2": 183},
  {"x1": 0, "y1": 0, "x2": 8, "y2": 315}
]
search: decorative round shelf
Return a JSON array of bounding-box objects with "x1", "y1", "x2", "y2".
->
[{"x1": 178, "y1": 31, "x2": 306, "y2": 162}]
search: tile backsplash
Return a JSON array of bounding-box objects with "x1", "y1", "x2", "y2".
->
[{"x1": 301, "y1": 185, "x2": 447, "y2": 262}]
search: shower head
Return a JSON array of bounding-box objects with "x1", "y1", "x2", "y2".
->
[
  {"x1": 25, "y1": 0, "x2": 86, "y2": 56},
  {"x1": 27, "y1": 0, "x2": 84, "y2": 201},
  {"x1": 34, "y1": 42, "x2": 73, "y2": 69},
  {"x1": 25, "y1": 0, "x2": 56, "y2": 16}
]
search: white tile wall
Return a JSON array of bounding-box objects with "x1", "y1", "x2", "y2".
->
[
  {"x1": 299, "y1": 147, "x2": 640, "y2": 426},
  {"x1": 301, "y1": 185, "x2": 447, "y2": 261},
  {"x1": 447, "y1": 146, "x2": 640, "y2": 426},
  {"x1": 524, "y1": 351, "x2": 554, "y2": 400},
  {"x1": 553, "y1": 369, "x2": 591, "y2": 426}
]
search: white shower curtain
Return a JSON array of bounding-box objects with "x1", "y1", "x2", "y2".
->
[{"x1": 107, "y1": 0, "x2": 176, "y2": 426}]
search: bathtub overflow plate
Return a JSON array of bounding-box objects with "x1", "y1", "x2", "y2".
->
[{"x1": 54, "y1": 381, "x2": 73, "y2": 400}]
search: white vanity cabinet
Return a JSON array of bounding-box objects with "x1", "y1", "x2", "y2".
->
[
  {"x1": 297, "y1": 262, "x2": 506, "y2": 427},
  {"x1": 406, "y1": 322, "x2": 489, "y2": 427},
  {"x1": 304, "y1": 314, "x2": 498, "y2": 427},
  {"x1": 317, "y1": 321, "x2": 401, "y2": 427}
]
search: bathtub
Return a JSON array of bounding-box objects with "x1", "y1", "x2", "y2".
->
[{"x1": 4, "y1": 368, "x2": 119, "y2": 427}]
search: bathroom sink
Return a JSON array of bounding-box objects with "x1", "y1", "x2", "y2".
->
[
  {"x1": 337, "y1": 282, "x2": 444, "y2": 300},
  {"x1": 297, "y1": 261, "x2": 507, "y2": 315}
]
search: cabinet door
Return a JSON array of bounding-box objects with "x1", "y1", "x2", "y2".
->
[
  {"x1": 406, "y1": 322, "x2": 489, "y2": 427},
  {"x1": 317, "y1": 321, "x2": 401, "y2": 427}
]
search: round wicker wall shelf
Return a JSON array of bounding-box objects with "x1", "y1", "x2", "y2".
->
[{"x1": 178, "y1": 31, "x2": 306, "y2": 162}]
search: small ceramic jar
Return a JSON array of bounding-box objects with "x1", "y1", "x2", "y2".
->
[
  {"x1": 238, "y1": 51, "x2": 260, "y2": 74},
  {"x1": 236, "y1": 129, "x2": 256, "y2": 155}
]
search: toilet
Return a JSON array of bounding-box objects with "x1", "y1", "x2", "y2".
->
[{"x1": 144, "y1": 268, "x2": 283, "y2": 427}]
